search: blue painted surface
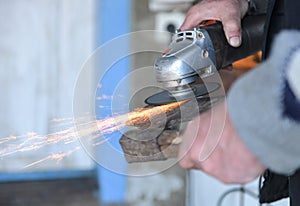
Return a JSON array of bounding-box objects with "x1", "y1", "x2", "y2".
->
[
  {"x1": 0, "y1": 170, "x2": 96, "y2": 183},
  {"x1": 95, "y1": 0, "x2": 131, "y2": 204}
]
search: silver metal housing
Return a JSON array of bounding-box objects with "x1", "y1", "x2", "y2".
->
[{"x1": 154, "y1": 27, "x2": 216, "y2": 89}]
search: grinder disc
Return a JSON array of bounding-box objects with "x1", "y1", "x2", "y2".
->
[{"x1": 145, "y1": 82, "x2": 220, "y2": 105}]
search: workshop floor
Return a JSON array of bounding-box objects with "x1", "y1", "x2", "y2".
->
[{"x1": 0, "y1": 178, "x2": 99, "y2": 206}]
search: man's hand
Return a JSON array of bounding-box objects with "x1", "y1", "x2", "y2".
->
[
  {"x1": 178, "y1": 102, "x2": 266, "y2": 184},
  {"x1": 181, "y1": 0, "x2": 249, "y2": 47}
]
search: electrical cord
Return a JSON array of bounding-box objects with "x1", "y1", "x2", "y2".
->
[
  {"x1": 216, "y1": 176, "x2": 274, "y2": 206},
  {"x1": 216, "y1": 186, "x2": 259, "y2": 206},
  {"x1": 259, "y1": 175, "x2": 263, "y2": 206}
]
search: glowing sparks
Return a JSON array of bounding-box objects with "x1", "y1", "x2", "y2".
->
[
  {"x1": 0, "y1": 100, "x2": 187, "y2": 169},
  {"x1": 22, "y1": 146, "x2": 82, "y2": 169},
  {"x1": 96, "y1": 94, "x2": 113, "y2": 100},
  {"x1": 126, "y1": 101, "x2": 187, "y2": 127}
]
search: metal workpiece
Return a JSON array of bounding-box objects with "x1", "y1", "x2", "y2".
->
[{"x1": 120, "y1": 96, "x2": 223, "y2": 163}]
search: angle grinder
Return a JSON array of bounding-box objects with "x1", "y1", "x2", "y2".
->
[{"x1": 145, "y1": 15, "x2": 265, "y2": 106}]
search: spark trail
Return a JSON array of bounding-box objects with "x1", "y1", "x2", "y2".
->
[{"x1": 0, "y1": 101, "x2": 187, "y2": 168}]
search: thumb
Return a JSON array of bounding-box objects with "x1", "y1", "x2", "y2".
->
[{"x1": 222, "y1": 18, "x2": 242, "y2": 47}]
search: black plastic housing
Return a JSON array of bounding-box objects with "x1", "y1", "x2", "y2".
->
[{"x1": 204, "y1": 15, "x2": 266, "y2": 69}]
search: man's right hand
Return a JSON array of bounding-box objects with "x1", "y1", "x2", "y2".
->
[{"x1": 181, "y1": 0, "x2": 249, "y2": 47}]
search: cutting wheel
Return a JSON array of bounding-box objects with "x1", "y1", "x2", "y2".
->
[{"x1": 145, "y1": 82, "x2": 220, "y2": 105}]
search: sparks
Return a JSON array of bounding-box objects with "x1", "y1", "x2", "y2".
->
[{"x1": 0, "y1": 100, "x2": 187, "y2": 168}]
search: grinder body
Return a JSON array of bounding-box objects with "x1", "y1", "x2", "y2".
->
[{"x1": 152, "y1": 15, "x2": 265, "y2": 102}]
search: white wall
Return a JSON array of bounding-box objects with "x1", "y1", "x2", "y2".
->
[{"x1": 0, "y1": 0, "x2": 95, "y2": 172}]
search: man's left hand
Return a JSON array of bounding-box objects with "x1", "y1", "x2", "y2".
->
[{"x1": 178, "y1": 101, "x2": 266, "y2": 184}]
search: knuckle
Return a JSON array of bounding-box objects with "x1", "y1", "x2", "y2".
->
[
  {"x1": 190, "y1": 151, "x2": 200, "y2": 163},
  {"x1": 217, "y1": 172, "x2": 235, "y2": 184},
  {"x1": 224, "y1": 21, "x2": 241, "y2": 33},
  {"x1": 179, "y1": 159, "x2": 191, "y2": 169},
  {"x1": 201, "y1": 162, "x2": 216, "y2": 177},
  {"x1": 221, "y1": 178, "x2": 233, "y2": 184},
  {"x1": 178, "y1": 160, "x2": 185, "y2": 168}
]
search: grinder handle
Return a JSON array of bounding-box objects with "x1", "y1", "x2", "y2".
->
[{"x1": 203, "y1": 15, "x2": 266, "y2": 69}]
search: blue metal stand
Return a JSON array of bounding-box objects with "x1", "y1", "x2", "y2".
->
[{"x1": 95, "y1": 0, "x2": 131, "y2": 205}]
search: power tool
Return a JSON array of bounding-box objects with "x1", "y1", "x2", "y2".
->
[
  {"x1": 120, "y1": 15, "x2": 266, "y2": 163},
  {"x1": 145, "y1": 15, "x2": 265, "y2": 105}
]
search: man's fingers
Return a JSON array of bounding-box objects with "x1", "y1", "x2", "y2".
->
[
  {"x1": 181, "y1": 0, "x2": 248, "y2": 46},
  {"x1": 180, "y1": 3, "x2": 208, "y2": 30},
  {"x1": 180, "y1": 13, "x2": 202, "y2": 30},
  {"x1": 180, "y1": 16, "x2": 194, "y2": 30},
  {"x1": 182, "y1": 14, "x2": 242, "y2": 47},
  {"x1": 179, "y1": 157, "x2": 194, "y2": 169}
]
